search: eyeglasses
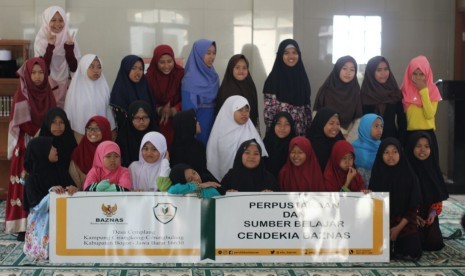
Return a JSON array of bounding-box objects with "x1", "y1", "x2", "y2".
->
[
  {"x1": 132, "y1": 116, "x2": 149, "y2": 122},
  {"x1": 85, "y1": 127, "x2": 101, "y2": 132}
]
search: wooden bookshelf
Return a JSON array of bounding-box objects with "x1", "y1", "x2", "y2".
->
[{"x1": 0, "y1": 39, "x2": 29, "y2": 200}]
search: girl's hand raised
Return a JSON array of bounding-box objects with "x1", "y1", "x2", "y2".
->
[{"x1": 65, "y1": 31, "x2": 75, "y2": 45}]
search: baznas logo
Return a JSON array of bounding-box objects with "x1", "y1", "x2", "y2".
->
[
  {"x1": 101, "y1": 203, "x2": 117, "y2": 217},
  {"x1": 153, "y1": 203, "x2": 177, "y2": 224}
]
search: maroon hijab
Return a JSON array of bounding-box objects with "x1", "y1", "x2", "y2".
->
[
  {"x1": 12, "y1": 57, "x2": 56, "y2": 127},
  {"x1": 279, "y1": 136, "x2": 323, "y2": 192},
  {"x1": 71, "y1": 116, "x2": 112, "y2": 173},
  {"x1": 323, "y1": 140, "x2": 364, "y2": 191},
  {"x1": 146, "y1": 45, "x2": 185, "y2": 106}
]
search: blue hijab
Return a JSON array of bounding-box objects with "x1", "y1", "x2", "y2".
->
[
  {"x1": 110, "y1": 55, "x2": 155, "y2": 112},
  {"x1": 181, "y1": 39, "x2": 219, "y2": 108},
  {"x1": 353, "y1": 113, "x2": 383, "y2": 169}
]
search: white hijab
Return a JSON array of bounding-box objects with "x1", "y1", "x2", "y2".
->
[
  {"x1": 129, "y1": 131, "x2": 169, "y2": 191},
  {"x1": 207, "y1": 95, "x2": 267, "y2": 181},
  {"x1": 34, "y1": 6, "x2": 81, "y2": 82},
  {"x1": 64, "y1": 54, "x2": 115, "y2": 134}
]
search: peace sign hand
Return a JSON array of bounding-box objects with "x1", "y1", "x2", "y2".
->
[{"x1": 65, "y1": 31, "x2": 75, "y2": 45}]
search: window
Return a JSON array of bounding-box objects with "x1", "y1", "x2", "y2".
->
[{"x1": 332, "y1": 15, "x2": 381, "y2": 65}]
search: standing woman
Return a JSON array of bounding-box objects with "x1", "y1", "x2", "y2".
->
[
  {"x1": 181, "y1": 39, "x2": 219, "y2": 145},
  {"x1": 217, "y1": 54, "x2": 259, "y2": 128},
  {"x1": 263, "y1": 112, "x2": 296, "y2": 179},
  {"x1": 5, "y1": 58, "x2": 56, "y2": 238},
  {"x1": 39, "y1": 107, "x2": 78, "y2": 173},
  {"x1": 369, "y1": 138, "x2": 422, "y2": 261},
  {"x1": 263, "y1": 39, "x2": 312, "y2": 136},
  {"x1": 64, "y1": 54, "x2": 116, "y2": 143},
  {"x1": 314, "y1": 55, "x2": 362, "y2": 141},
  {"x1": 405, "y1": 131, "x2": 449, "y2": 251},
  {"x1": 401, "y1": 55, "x2": 442, "y2": 159},
  {"x1": 361, "y1": 56, "x2": 406, "y2": 142},
  {"x1": 110, "y1": 55, "x2": 156, "y2": 130},
  {"x1": 34, "y1": 6, "x2": 80, "y2": 108},
  {"x1": 146, "y1": 45, "x2": 184, "y2": 149}
]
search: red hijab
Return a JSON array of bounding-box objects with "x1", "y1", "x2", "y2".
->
[
  {"x1": 146, "y1": 45, "x2": 185, "y2": 106},
  {"x1": 71, "y1": 116, "x2": 112, "y2": 174},
  {"x1": 323, "y1": 140, "x2": 364, "y2": 191},
  {"x1": 11, "y1": 57, "x2": 56, "y2": 128},
  {"x1": 279, "y1": 136, "x2": 323, "y2": 191}
]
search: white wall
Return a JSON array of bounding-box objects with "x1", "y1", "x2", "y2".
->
[{"x1": 294, "y1": 0, "x2": 455, "y2": 177}]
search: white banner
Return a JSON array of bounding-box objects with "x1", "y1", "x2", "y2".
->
[
  {"x1": 49, "y1": 192, "x2": 389, "y2": 263},
  {"x1": 50, "y1": 192, "x2": 202, "y2": 263},
  {"x1": 215, "y1": 192, "x2": 389, "y2": 262}
]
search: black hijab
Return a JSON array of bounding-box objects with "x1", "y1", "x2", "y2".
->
[
  {"x1": 110, "y1": 55, "x2": 155, "y2": 113},
  {"x1": 263, "y1": 112, "x2": 296, "y2": 178},
  {"x1": 314, "y1": 55, "x2": 362, "y2": 129},
  {"x1": 405, "y1": 131, "x2": 448, "y2": 207},
  {"x1": 216, "y1": 54, "x2": 259, "y2": 126},
  {"x1": 305, "y1": 107, "x2": 344, "y2": 172},
  {"x1": 170, "y1": 109, "x2": 208, "y2": 174},
  {"x1": 263, "y1": 39, "x2": 311, "y2": 106},
  {"x1": 116, "y1": 100, "x2": 158, "y2": 167},
  {"x1": 23, "y1": 137, "x2": 74, "y2": 210},
  {"x1": 360, "y1": 56, "x2": 402, "y2": 116},
  {"x1": 39, "y1": 107, "x2": 77, "y2": 170},
  {"x1": 220, "y1": 139, "x2": 279, "y2": 194},
  {"x1": 369, "y1": 138, "x2": 421, "y2": 217},
  {"x1": 169, "y1": 163, "x2": 216, "y2": 185}
]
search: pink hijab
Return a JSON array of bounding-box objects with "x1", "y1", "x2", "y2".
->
[
  {"x1": 83, "y1": 141, "x2": 132, "y2": 190},
  {"x1": 401, "y1": 55, "x2": 442, "y2": 111}
]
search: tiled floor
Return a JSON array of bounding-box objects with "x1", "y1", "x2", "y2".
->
[{"x1": 449, "y1": 195, "x2": 465, "y2": 202}]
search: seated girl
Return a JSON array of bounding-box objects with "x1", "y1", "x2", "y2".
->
[
  {"x1": 23, "y1": 136, "x2": 77, "y2": 260},
  {"x1": 263, "y1": 112, "x2": 296, "y2": 179},
  {"x1": 83, "y1": 141, "x2": 132, "y2": 191},
  {"x1": 352, "y1": 113, "x2": 383, "y2": 186},
  {"x1": 323, "y1": 140, "x2": 365, "y2": 192},
  {"x1": 116, "y1": 100, "x2": 158, "y2": 167},
  {"x1": 406, "y1": 131, "x2": 448, "y2": 251},
  {"x1": 129, "y1": 131, "x2": 170, "y2": 191},
  {"x1": 166, "y1": 163, "x2": 221, "y2": 198},
  {"x1": 369, "y1": 138, "x2": 422, "y2": 261},
  {"x1": 69, "y1": 116, "x2": 112, "y2": 189},
  {"x1": 279, "y1": 136, "x2": 323, "y2": 192},
  {"x1": 220, "y1": 139, "x2": 278, "y2": 194}
]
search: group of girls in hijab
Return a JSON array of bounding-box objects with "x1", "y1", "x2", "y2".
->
[{"x1": 7, "y1": 9, "x2": 452, "y2": 260}]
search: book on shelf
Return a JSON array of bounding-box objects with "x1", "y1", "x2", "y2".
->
[{"x1": 1, "y1": 96, "x2": 13, "y2": 117}]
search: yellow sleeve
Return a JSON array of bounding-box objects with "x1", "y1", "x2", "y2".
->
[{"x1": 419, "y1": 88, "x2": 437, "y2": 120}]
